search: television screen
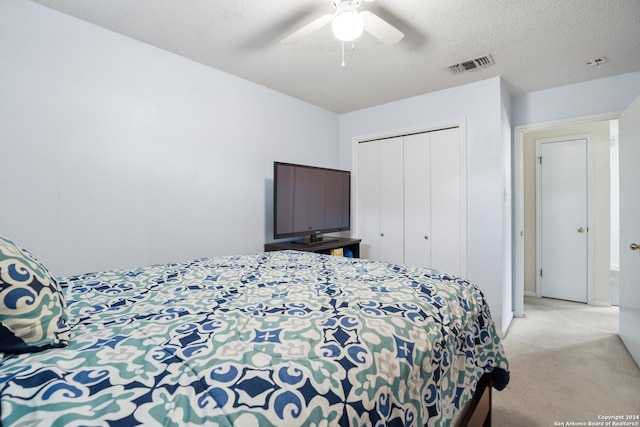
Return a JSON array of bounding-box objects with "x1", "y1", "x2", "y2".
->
[{"x1": 273, "y1": 162, "x2": 350, "y2": 241}]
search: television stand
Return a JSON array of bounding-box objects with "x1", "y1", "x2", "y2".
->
[{"x1": 264, "y1": 237, "x2": 361, "y2": 258}]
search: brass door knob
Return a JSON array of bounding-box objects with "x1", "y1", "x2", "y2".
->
[
  {"x1": 577, "y1": 227, "x2": 585, "y2": 233},
  {"x1": 631, "y1": 243, "x2": 640, "y2": 251}
]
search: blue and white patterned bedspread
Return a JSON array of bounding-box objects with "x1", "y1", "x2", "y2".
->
[{"x1": 0, "y1": 251, "x2": 509, "y2": 426}]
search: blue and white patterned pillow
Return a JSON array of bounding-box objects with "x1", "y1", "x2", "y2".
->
[{"x1": 0, "y1": 234, "x2": 70, "y2": 353}]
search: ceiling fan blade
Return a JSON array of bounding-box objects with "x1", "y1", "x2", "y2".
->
[
  {"x1": 280, "y1": 14, "x2": 334, "y2": 44},
  {"x1": 361, "y1": 10, "x2": 404, "y2": 45}
]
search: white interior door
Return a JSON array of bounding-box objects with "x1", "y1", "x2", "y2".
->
[
  {"x1": 618, "y1": 95, "x2": 640, "y2": 366},
  {"x1": 537, "y1": 138, "x2": 588, "y2": 303}
]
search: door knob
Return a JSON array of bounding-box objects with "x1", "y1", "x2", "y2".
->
[
  {"x1": 577, "y1": 227, "x2": 585, "y2": 233},
  {"x1": 380, "y1": 232, "x2": 384, "y2": 237},
  {"x1": 424, "y1": 235, "x2": 429, "y2": 240},
  {"x1": 631, "y1": 243, "x2": 640, "y2": 251}
]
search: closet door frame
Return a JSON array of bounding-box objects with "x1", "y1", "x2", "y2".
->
[{"x1": 352, "y1": 119, "x2": 467, "y2": 277}]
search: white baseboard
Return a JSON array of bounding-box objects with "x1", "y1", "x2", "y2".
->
[{"x1": 522, "y1": 292, "x2": 610, "y2": 307}]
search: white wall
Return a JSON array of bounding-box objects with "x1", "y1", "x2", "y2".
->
[
  {"x1": 500, "y1": 79, "x2": 513, "y2": 329},
  {"x1": 0, "y1": 0, "x2": 339, "y2": 277},
  {"x1": 512, "y1": 72, "x2": 640, "y2": 126},
  {"x1": 339, "y1": 77, "x2": 511, "y2": 333}
]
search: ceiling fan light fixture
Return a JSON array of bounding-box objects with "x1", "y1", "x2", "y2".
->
[{"x1": 332, "y1": 5, "x2": 364, "y2": 42}]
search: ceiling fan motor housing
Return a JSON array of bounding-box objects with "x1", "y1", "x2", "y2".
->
[
  {"x1": 332, "y1": 0, "x2": 364, "y2": 41},
  {"x1": 280, "y1": 0, "x2": 403, "y2": 46}
]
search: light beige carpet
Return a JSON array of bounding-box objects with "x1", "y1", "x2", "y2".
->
[{"x1": 492, "y1": 297, "x2": 640, "y2": 426}]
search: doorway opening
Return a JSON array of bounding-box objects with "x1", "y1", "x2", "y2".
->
[{"x1": 514, "y1": 112, "x2": 621, "y2": 317}]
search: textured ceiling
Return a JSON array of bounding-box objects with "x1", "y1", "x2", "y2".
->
[{"x1": 31, "y1": 0, "x2": 640, "y2": 113}]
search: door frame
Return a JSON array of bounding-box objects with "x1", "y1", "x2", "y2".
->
[
  {"x1": 514, "y1": 111, "x2": 621, "y2": 317},
  {"x1": 534, "y1": 135, "x2": 594, "y2": 302}
]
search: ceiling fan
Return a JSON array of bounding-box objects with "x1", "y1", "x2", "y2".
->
[{"x1": 280, "y1": 0, "x2": 404, "y2": 45}]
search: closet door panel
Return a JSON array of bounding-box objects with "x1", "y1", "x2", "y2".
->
[
  {"x1": 379, "y1": 138, "x2": 404, "y2": 265},
  {"x1": 404, "y1": 133, "x2": 431, "y2": 267},
  {"x1": 430, "y1": 127, "x2": 464, "y2": 276},
  {"x1": 357, "y1": 142, "x2": 381, "y2": 260}
]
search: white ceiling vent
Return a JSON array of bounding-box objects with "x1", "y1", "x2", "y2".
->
[{"x1": 448, "y1": 54, "x2": 495, "y2": 75}]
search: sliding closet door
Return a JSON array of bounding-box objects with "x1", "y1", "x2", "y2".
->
[
  {"x1": 404, "y1": 133, "x2": 431, "y2": 267},
  {"x1": 430, "y1": 128, "x2": 464, "y2": 276}
]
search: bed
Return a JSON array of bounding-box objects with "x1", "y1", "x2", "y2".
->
[{"x1": 0, "y1": 235, "x2": 509, "y2": 426}]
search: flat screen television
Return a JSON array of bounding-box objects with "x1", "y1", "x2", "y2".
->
[{"x1": 273, "y1": 161, "x2": 350, "y2": 243}]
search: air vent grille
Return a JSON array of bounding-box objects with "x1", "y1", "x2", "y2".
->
[{"x1": 448, "y1": 54, "x2": 495, "y2": 75}]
